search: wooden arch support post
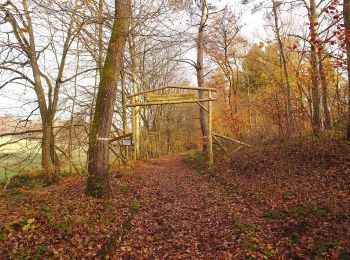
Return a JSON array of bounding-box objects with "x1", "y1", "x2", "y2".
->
[
  {"x1": 207, "y1": 90, "x2": 213, "y2": 166},
  {"x1": 131, "y1": 95, "x2": 139, "y2": 161}
]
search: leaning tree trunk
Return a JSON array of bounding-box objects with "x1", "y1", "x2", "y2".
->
[
  {"x1": 344, "y1": 0, "x2": 350, "y2": 140},
  {"x1": 86, "y1": 0, "x2": 131, "y2": 198},
  {"x1": 197, "y1": 0, "x2": 209, "y2": 152}
]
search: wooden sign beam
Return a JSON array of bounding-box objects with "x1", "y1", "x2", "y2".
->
[
  {"x1": 126, "y1": 98, "x2": 217, "y2": 107},
  {"x1": 146, "y1": 93, "x2": 197, "y2": 102},
  {"x1": 127, "y1": 85, "x2": 217, "y2": 98}
]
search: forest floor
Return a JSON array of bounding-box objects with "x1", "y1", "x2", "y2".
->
[{"x1": 0, "y1": 141, "x2": 350, "y2": 258}]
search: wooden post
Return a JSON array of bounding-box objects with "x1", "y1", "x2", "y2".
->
[
  {"x1": 208, "y1": 90, "x2": 214, "y2": 166},
  {"x1": 131, "y1": 96, "x2": 137, "y2": 161},
  {"x1": 129, "y1": 34, "x2": 140, "y2": 161}
]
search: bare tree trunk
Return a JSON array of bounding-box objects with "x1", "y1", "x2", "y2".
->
[
  {"x1": 121, "y1": 66, "x2": 128, "y2": 134},
  {"x1": 42, "y1": 119, "x2": 57, "y2": 184},
  {"x1": 309, "y1": 0, "x2": 322, "y2": 137},
  {"x1": 69, "y1": 40, "x2": 80, "y2": 174},
  {"x1": 318, "y1": 53, "x2": 331, "y2": 129},
  {"x1": 23, "y1": 0, "x2": 64, "y2": 184},
  {"x1": 272, "y1": 0, "x2": 293, "y2": 136},
  {"x1": 86, "y1": 0, "x2": 131, "y2": 198},
  {"x1": 89, "y1": 0, "x2": 104, "y2": 126},
  {"x1": 344, "y1": 0, "x2": 350, "y2": 140},
  {"x1": 1, "y1": 0, "x2": 79, "y2": 184},
  {"x1": 129, "y1": 35, "x2": 141, "y2": 160},
  {"x1": 98, "y1": 0, "x2": 104, "y2": 76},
  {"x1": 197, "y1": 0, "x2": 209, "y2": 152},
  {"x1": 121, "y1": 66, "x2": 129, "y2": 159}
]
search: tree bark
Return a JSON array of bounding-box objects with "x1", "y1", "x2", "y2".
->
[
  {"x1": 197, "y1": 0, "x2": 209, "y2": 152},
  {"x1": 86, "y1": 0, "x2": 131, "y2": 198},
  {"x1": 129, "y1": 35, "x2": 141, "y2": 160},
  {"x1": 272, "y1": 0, "x2": 293, "y2": 136},
  {"x1": 344, "y1": 0, "x2": 350, "y2": 140},
  {"x1": 318, "y1": 53, "x2": 331, "y2": 129},
  {"x1": 121, "y1": 66, "x2": 128, "y2": 134},
  {"x1": 41, "y1": 119, "x2": 57, "y2": 184},
  {"x1": 309, "y1": 0, "x2": 322, "y2": 137}
]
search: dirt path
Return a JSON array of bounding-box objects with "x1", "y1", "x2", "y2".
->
[
  {"x1": 1, "y1": 143, "x2": 349, "y2": 258},
  {"x1": 114, "y1": 155, "x2": 237, "y2": 258}
]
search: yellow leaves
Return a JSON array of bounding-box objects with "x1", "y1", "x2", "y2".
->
[
  {"x1": 22, "y1": 218, "x2": 35, "y2": 231},
  {"x1": 0, "y1": 232, "x2": 7, "y2": 241},
  {"x1": 257, "y1": 39, "x2": 274, "y2": 49}
]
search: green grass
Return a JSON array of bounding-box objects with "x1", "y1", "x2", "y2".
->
[
  {"x1": 6, "y1": 174, "x2": 41, "y2": 189},
  {"x1": 0, "y1": 137, "x2": 40, "y2": 154},
  {"x1": 185, "y1": 150, "x2": 207, "y2": 167},
  {"x1": 0, "y1": 137, "x2": 41, "y2": 180},
  {"x1": 262, "y1": 209, "x2": 285, "y2": 219},
  {"x1": 1, "y1": 188, "x2": 23, "y2": 197},
  {"x1": 261, "y1": 204, "x2": 327, "y2": 220},
  {"x1": 119, "y1": 184, "x2": 130, "y2": 194},
  {"x1": 290, "y1": 204, "x2": 327, "y2": 218},
  {"x1": 0, "y1": 137, "x2": 87, "y2": 180},
  {"x1": 128, "y1": 201, "x2": 141, "y2": 214}
]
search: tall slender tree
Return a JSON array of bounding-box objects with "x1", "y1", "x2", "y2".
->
[
  {"x1": 197, "y1": 0, "x2": 209, "y2": 152},
  {"x1": 308, "y1": 0, "x2": 322, "y2": 136},
  {"x1": 344, "y1": 0, "x2": 350, "y2": 140},
  {"x1": 272, "y1": 0, "x2": 293, "y2": 136}
]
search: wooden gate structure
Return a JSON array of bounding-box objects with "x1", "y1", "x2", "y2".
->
[{"x1": 126, "y1": 85, "x2": 217, "y2": 166}]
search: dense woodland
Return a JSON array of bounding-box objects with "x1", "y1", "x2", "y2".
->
[{"x1": 0, "y1": 0, "x2": 350, "y2": 258}]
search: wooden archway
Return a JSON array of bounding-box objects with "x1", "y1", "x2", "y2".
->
[{"x1": 126, "y1": 85, "x2": 217, "y2": 166}]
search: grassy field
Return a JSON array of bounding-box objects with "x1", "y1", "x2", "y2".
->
[
  {"x1": 0, "y1": 137, "x2": 41, "y2": 180},
  {"x1": 0, "y1": 137, "x2": 87, "y2": 180}
]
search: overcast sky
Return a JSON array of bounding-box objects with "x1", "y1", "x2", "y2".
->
[
  {"x1": 0, "y1": 0, "x2": 267, "y2": 118},
  {"x1": 216, "y1": 0, "x2": 266, "y2": 40}
]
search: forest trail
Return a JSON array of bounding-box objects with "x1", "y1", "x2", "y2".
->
[
  {"x1": 114, "y1": 155, "x2": 237, "y2": 258},
  {"x1": 1, "y1": 143, "x2": 349, "y2": 258}
]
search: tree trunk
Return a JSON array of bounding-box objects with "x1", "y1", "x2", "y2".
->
[
  {"x1": 309, "y1": 0, "x2": 322, "y2": 137},
  {"x1": 197, "y1": 0, "x2": 209, "y2": 152},
  {"x1": 121, "y1": 67, "x2": 128, "y2": 134},
  {"x1": 42, "y1": 117, "x2": 58, "y2": 185},
  {"x1": 344, "y1": 0, "x2": 350, "y2": 140},
  {"x1": 129, "y1": 35, "x2": 140, "y2": 160},
  {"x1": 272, "y1": 0, "x2": 293, "y2": 136},
  {"x1": 69, "y1": 40, "x2": 80, "y2": 174},
  {"x1": 86, "y1": 0, "x2": 131, "y2": 198},
  {"x1": 3, "y1": 0, "x2": 78, "y2": 184},
  {"x1": 318, "y1": 53, "x2": 331, "y2": 129},
  {"x1": 23, "y1": 0, "x2": 61, "y2": 184}
]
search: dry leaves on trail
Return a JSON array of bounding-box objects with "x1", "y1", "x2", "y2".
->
[
  {"x1": 115, "y1": 156, "x2": 239, "y2": 259},
  {"x1": 1, "y1": 141, "x2": 350, "y2": 259},
  {"x1": 202, "y1": 141, "x2": 350, "y2": 258},
  {"x1": 0, "y1": 175, "x2": 140, "y2": 258}
]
